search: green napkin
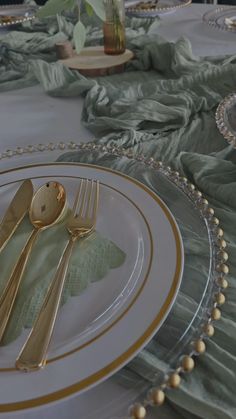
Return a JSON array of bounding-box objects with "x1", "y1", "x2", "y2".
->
[{"x1": 0, "y1": 215, "x2": 126, "y2": 345}]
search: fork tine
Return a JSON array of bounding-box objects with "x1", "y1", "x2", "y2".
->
[
  {"x1": 77, "y1": 179, "x2": 89, "y2": 218},
  {"x1": 91, "y1": 180, "x2": 99, "y2": 223},
  {"x1": 72, "y1": 179, "x2": 84, "y2": 215},
  {"x1": 84, "y1": 179, "x2": 93, "y2": 218}
]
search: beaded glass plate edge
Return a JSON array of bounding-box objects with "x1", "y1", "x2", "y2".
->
[
  {"x1": 0, "y1": 4, "x2": 37, "y2": 28},
  {"x1": 125, "y1": 0, "x2": 191, "y2": 17},
  {"x1": 203, "y1": 6, "x2": 236, "y2": 33},
  {"x1": 215, "y1": 93, "x2": 236, "y2": 148}
]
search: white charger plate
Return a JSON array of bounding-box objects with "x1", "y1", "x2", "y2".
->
[{"x1": 0, "y1": 162, "x2": 183, "y2": 412}]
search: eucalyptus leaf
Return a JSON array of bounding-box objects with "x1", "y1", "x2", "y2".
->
[
  {"x1": 85, "y1": 1, "x2": 94, "y2": 17},
  {"x1": 64, "y1": 0, "x2": 76, "y2": 9},
  {"x1": 86, "y1": 0, "x2": 106, "y2": 21},
  {"x1": 73, "y1": 20, "x2": 86, "y2": 54},
  {"x1": 36, "y1": 0, "x2": 75, "y2": 18}
]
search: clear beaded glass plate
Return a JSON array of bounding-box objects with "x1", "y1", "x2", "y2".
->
[
  {"x1": 203, "y1": 7, "x2": 236, "y2": 32},
  {"x1": 125, "y1": 0, "x2": 191, "y2": 18},
  {"x1": 0, "y1": 4, "x2": 37, "y2": 28},
  {"x1": 0, "y1": 142, "x2": 227, "y2": 418},
  {"x1": 215, "y1": 93, "x2": 236, "y2": 148}
]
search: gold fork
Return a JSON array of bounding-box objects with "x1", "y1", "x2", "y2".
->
[{"x1": 15, "y1": 179, "x2": 99, "y2": 372}]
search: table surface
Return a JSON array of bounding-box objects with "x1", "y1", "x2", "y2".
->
[{"x1": 0, "y1": 3, "x2": 235, "y2": 419}]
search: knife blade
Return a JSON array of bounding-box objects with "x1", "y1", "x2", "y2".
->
[{"x1": 0, "y1": 179, "x2": 33, "y2": 253}]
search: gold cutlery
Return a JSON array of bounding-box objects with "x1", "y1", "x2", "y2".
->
[
  {"x1": 16, "y1": 179, "x2": 99, "y2": 372},
  {"x1": 0, "y1": 182, "x2": 66, "y2": 343},
  {"x1": 0, "y1": 180, "x2": 33, "y2": 253}
]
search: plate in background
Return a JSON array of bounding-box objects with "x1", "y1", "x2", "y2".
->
[
  {"x1": 125, "y1": 0, "x2": 192, "y2": 17},
  {"x1": 216, "y1": 93, "x2": 236, "y2": 148},
  {"x1": 0, "y1": 4, "x2": 37, "y2": 28},
  {"x1": 203, "y1": 7, "x2": 236, "y2": 32}
]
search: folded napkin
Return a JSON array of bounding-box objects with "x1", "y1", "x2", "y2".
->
[{"x1": 0, "y1": 213, "x2": 126, "y2": 345}]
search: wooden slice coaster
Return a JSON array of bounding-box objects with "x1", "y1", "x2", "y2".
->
[{"x1": 59, "y1": 46, "x2": 134, "y2": 77}]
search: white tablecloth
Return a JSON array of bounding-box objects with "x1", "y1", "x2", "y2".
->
[{"x1": 0, "y1": 4, "x2": 235, "y2": 418}]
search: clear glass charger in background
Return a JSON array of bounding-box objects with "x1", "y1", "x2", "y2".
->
[
  {"x1": 0, "y1": 142, "x2": 221, "y2": 418},
  {"x1": 216, "y1": 93, "x2": 236, "y2": 148},
  {"x1": 125, "y1": 0, "x2": 191, "y2": 18},
  {"x1": 203, "y1": 6, "x2": 236, "y2": 32},
  {"x1": 0, "y1": 4, "x2": 37, "y2": 28}
]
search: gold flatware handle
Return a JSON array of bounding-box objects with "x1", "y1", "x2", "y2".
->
[
  {"x1": 0, "y1": 228, "x2": 39, "y2": 342},
  {"x1": 0, "y1": 180, "x2": 33, "y2": 253},
  {"x1": 16, "y1": 236, "x2": 76, "y2": 372}
]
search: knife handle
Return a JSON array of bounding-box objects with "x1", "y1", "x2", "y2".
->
[
  {"x1": 0, "y1": 228, "x2": 39, "y2": 343},
  {"x1": 15, "y1": 236, "x2": 76, "y2": 372}
]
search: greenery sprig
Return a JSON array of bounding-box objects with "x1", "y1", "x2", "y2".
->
[{"x1": 36, "y1": 0, "x2": 106, "y2": 54}]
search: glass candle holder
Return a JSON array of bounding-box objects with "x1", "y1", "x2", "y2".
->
[{"x1": 103, "y1": 0, "x2": 126, "y2": 55}]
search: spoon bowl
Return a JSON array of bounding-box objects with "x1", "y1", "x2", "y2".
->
[{"x1": 30, "y1": 182, "x2": 66, "y2": 228}]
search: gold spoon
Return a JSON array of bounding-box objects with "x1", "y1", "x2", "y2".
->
[{"x1": 0, "y1": 181, "x2": 66, "y2": 343}]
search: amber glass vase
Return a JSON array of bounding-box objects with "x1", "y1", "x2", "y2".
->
[{"x1": 103, "y1": 0, "x2": 126, "y2": 55}]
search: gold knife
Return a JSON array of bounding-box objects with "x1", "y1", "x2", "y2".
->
[{"x1": 0, "y1": 180, "x2": 33, "y2": 253}]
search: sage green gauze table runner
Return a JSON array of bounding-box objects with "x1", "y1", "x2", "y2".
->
[{"x1": 1, "y1": 6, "x2": 236, "y2": 419}]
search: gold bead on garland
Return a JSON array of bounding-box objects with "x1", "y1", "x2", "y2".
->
[
  {"x1": 217, "y1": 228, "x2": 224, "y2": 238},
  {"x1": 194, "y1": 190, "x2": 202, "y2": 199},
  {"x1": 194, "y1": 339, "x2": 206, "y2": 354},
  {"x1": 218, "y1": 251, "x2": 228, "y2": 263},
  {"x1": 218, "y1": 277, "x2": 228, "y2": 289},
  {"x1": 217, "y1": 238, "x2": 227, "y2": 249},
  {"x1": 201, "y1": 198, "x2": 209, "y2": 206},
  {"x1": 207, "y1": 207, "x2": 215, "y2": 216},
  {"x1": 168, "y1": 372, "x2": 181, "y2": 388},
  {"x1": 211, "y1": 307, "x2": 221, "y2": 320},
  {"x1": 188, "y1": 183, "x2": 195, "y2": 191},
  {"x1": 215, "y1": 292, "x2": 226, "y2": 306},
  {"x1": 204, "y1": 323, "x2": 215, "y2": 337},
  {"x1": 181, "y1": 356, "x2": 195, "y2": 372},
  {"x1": 129, "y1": 403, "x2": 146, "y2": 419},
  {"x1": 212, "y1": 217, "x2": 220, "y2": 225},
  {"x1": 216, "y1": 263, "x2": 229, "y2": 274},
  {"x1": 149, "y1": 388, "x2": 165, "y2": 406}
]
